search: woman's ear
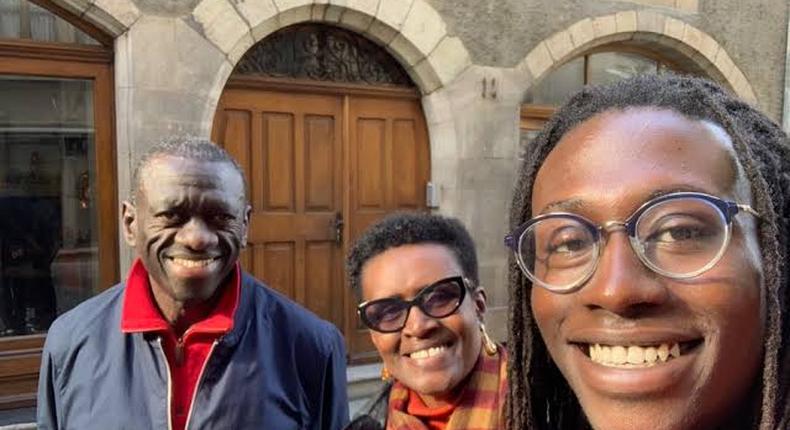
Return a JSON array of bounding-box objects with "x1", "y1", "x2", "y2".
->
[{"x1": 473, "y1": 287, "x2": 488, "y2": 319}]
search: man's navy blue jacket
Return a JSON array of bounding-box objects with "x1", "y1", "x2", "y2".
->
[{"x1": 37, "y1": 272, "x2": 349, "y2": 430}]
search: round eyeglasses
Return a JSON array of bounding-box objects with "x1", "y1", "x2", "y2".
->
[
  {"x1": 504, "y1": 192, "x2": 760, "y2": 293},
  {"x1": 357, "y1": 276, "x2": 469, "y2": 333}
]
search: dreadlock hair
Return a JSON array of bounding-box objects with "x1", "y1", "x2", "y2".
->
[
  {"x1": 346, "y1": 211, "x2": 479, "y2": 301},
  {"x1": 131, "y1": 135, "x2": 247, "y2": 202},
  {"x1": 507, "y1": 74, "x2": 790, "y2": 430}
]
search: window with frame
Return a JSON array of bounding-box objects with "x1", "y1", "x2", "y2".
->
[
  {"x1": 520, "y1": 49, "x2": 691, "y2": 144},
  {"x1": 0, "y1": 0, "x2": 116, "y2": 411}
]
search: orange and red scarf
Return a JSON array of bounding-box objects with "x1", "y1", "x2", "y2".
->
[{"x1": 386, "y1": 346, "x2": 508, "y2": 430}]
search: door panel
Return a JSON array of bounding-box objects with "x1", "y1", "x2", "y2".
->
[
  {"x1": 345, "y1": 95, "x2": 430, "y2": 361},
  {"x1": 214, "y1": 89, "x2": 344, "y2": 330},
  {"x1": 213, "y1": 84, "x2": 429, "y2": 360}
]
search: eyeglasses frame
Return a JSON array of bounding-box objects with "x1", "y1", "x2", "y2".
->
[
  {"x1": 357, "y1": 275, "x2": 473, "y2": 333},
  {"x1": 504, "y1": 191, "x2": 760, "y2": 293}
]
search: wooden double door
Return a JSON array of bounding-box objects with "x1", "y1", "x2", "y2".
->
[{"x1": 212, "y1": 79, "x2": 429, "y2": 360}]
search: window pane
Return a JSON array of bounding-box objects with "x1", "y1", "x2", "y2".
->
[
  {"x1": 0, "y1": 0, "x2": 100, "y2": 45},
  {"x1": 588, "y1": 52, "x2": 658, "y2": 86},
  {"x1": 524, "y1": 56, "x2": 584, "y2": 105},
  {"x1": 0, "y1": 75, "x2": 99, "y2": 337},
  {"x1": 0, "y1": 0, "x2": 21, "y2": 39}
]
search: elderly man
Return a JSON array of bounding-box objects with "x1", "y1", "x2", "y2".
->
[{"x1": 37, "y1": 138, "x2": 349, "y2": 429}]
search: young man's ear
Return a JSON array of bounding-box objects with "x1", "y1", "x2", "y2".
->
[{"x1": 121, "y1": 201, "x2": 137, "y2": 247}]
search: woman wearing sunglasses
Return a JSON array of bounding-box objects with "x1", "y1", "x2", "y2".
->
[
  {"x1": 506, "y1": 74, "x2": 790, "y2": 429},
  {"x1": 345, "y1": 212, "x2": 507, "y2": 430}
]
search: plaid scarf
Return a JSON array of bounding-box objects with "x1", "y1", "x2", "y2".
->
[{"x1": 386, "y1": 346, "x2": 508, "y2": 430}]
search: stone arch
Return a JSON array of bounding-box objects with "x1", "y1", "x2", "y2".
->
[
  {"x1": 516, "y1": 11, "x2": 757, "y2": 105},
  {"x1": 196, "y1": 0, "x2": 471, "y2": 127},
  {"x1": 48, "y1": 0, "x2": 139, "y2": 37}
]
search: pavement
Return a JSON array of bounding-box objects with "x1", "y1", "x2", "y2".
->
[{"x1": 0, "y1": 408, "x2": 35, "y2": 429}]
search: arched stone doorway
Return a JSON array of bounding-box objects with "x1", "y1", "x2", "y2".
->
[{"x1": 212, "y1": 24, "x2": 430, "y2": 361}]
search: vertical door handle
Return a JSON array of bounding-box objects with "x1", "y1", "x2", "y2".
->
[{"x1": 333, "y1": 212, "x2": 344, "y2": 246}]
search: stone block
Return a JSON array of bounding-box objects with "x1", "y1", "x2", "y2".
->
[
  {"x1": 663, "y1": 17, "x2": 686, "y2": 42},
  {"x1": 365, "y1": 19, "x2": 398, "y2": 45},
  {"x1": 129, "y1": 16, "x2": 226, "y2": 94},
  {"x1": 340, "y1": 9, "x2": 374, "y2": 31},
  {"x1": 274, "y1": 0, "x2": 314, "y2": 11},
  {"x1": 410, "y1": 58, "x2": 442, "y2": 93},
  {"x1": 344, "y1": 0, "x2": 379, "y2": 17},
  {"x1": 278, "y1": 4, "x2": 313, "y2": 26},
  {"x1": 204, "y1": 58, "x2": 234, "y2": 128},
  {"x1": 114, "y1": 30, "x2": 132, "y2": 88},
  {"x1": 389, "y1": 33, "x2": 424, "y2": 67},
  {"x1": 567, "y1": 18, "x2": 594, "y2": 48},
  {"x1": 592, "y1": 14, "x2": 617, "y2": 39},
  {"x1": 399, "y1": 0, "x2": 445, "y2": 58},
  {"x1": 83, "y1": 5, "x2": 127, "y2": 37},
  {"x1": 636, "y1": 10, "x2": 665, "y2": 35},
  {"x1": 421, "y1": 90, "x2": 453, "y2": 126},
  {"x1": 713, "y1": 48, "x2": 736, "y2": 81},
  {"x1": 681, "y1": 24, "x2": 707, "y2": 56},
  {"x1": 227, "y1": 32, "x2": 255, "y2": 64},
  {"x1": 545, "y1": 30, "x2": 573, "y2": 62},
  {"x1": 523, "y1": 42, "x2": 553, "y2": 81},
  {"x1": 376, "y1": 0, "x2": 413, "y2": 30},
  {"x1": 695, "y1": 32, "x2": 720, "y2": 61},
  {"x1": 429, "y1": 156, "x2": 460, "y2": 191},
  {"x1": 192, "y1": 0, "x2": 250, "y2": 54},
  {"x1": 427, "y1": 36, "x2": 471, "y2": 87},
  {"x1": 323, "y1": 3, "x2": 345, "y2": 22},
  {"x1": 56, "y1": 0, "x2": 92, "y2": 17},
  {"x1": 728, "y1": 68, "x2": 756, "y2": 104},
  {"x1": 675, "y1": 0, "x2": 699, "y2": 13},
  {"x1": 615, "y1": 10, "x2": 637, "y2": 33},
  {"x1": 311, "y1": 3, "x2": 328, "y2": 20},
  {"x1": 250, "y1": 16, "x2": 280, "y2": 41},
  {"x1": 234, "y1": 0, "x2": 278, "y2": 28},
  {"x1": 92, "y1": 0, "x2": 141, "y2": 29}
]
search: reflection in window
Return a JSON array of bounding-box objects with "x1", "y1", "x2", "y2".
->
[
  {"x1": 523, "y1": 57, "x2": 584, "y2": 105},
  {"x1": 588, "y1": 51, "x2": 658, "y2": 86},
  {"x1": 0, "y1": 76, "x2": 98, "y2": 336},
  {"x1": 0, "y1": 0, "x2": 100, "y2": 45},
  {"x1": 524, "y1": 51, "x2": 676, "y2": 106}
]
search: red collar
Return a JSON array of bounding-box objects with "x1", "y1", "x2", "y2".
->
[{"x1": 120, "y1": 259, "x2": 240, "y2": 335}]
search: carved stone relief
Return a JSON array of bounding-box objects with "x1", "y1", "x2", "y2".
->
[{"x1": 234, "y1": 24, "x2": 414, "y2": 87}]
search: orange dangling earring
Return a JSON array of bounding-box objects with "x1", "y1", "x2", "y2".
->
[
  {"x1": 480, "y1": 323, "x2": 498, "y2": 356},
  {"x1": 381, "y1": 367, "x2": 392, "y2": 381}
]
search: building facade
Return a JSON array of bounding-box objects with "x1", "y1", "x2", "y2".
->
[{"x1": 0, "y1": 0, "x2": 788, "y2": 419}]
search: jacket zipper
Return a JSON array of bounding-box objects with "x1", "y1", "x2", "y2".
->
[
  {"x1": 156, "y1": 337, "x2": 175, "y2": 430},
  {"x1": 184, "y1": 339, "x2": 219, "y2": 430}
]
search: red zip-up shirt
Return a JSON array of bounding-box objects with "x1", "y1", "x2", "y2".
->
[{"x1": 120, "y1": 259, "x2": 240, "y2": 430}]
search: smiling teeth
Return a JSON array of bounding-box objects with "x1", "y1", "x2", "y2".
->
[
  {"x1": 409, "y1": 345, "x2": 446, "y2": 359},
  {"x1": 171, "y1": 258, "x2": 214, "y2": 268},
  {"x1": 588, "y1": 343, "x2": 681, "y2": 367}
]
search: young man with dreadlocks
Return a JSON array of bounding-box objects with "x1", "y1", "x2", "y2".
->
[{"x1": 505, "y1": 74, "x2": 789, "y2": 430}]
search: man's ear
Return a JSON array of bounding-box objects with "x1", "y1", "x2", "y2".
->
[
  {"x1": 240, "y1": 204, "x2": 252, "y2": 248},
  {"x1": 121, "y1": 201, "x2": 138, "y2": 247}
]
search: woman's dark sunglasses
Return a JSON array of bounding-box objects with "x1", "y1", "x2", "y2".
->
[{"x1": 357, "y1": 276, "x2": 469, "y2": 333}]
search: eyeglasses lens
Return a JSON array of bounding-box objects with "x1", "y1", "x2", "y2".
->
[
  {"x1": 363, "y1": 300, "x2": 409, "y2": 333},
  {"x1": 520, "y1": 216, "x2": 598, "y2": 290},
  {"x1": 421, "y1": 280, "x2": 464, "y2": 318},
  {"x1": 362, "y1": 278, "x2": 465, "y2": 332},
  {"x1": 635, "y1": 197, "x2": 727, "y2": 276},
  {"x1": 519, "y1": 197, "x2": 729, "y2": 290}
]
